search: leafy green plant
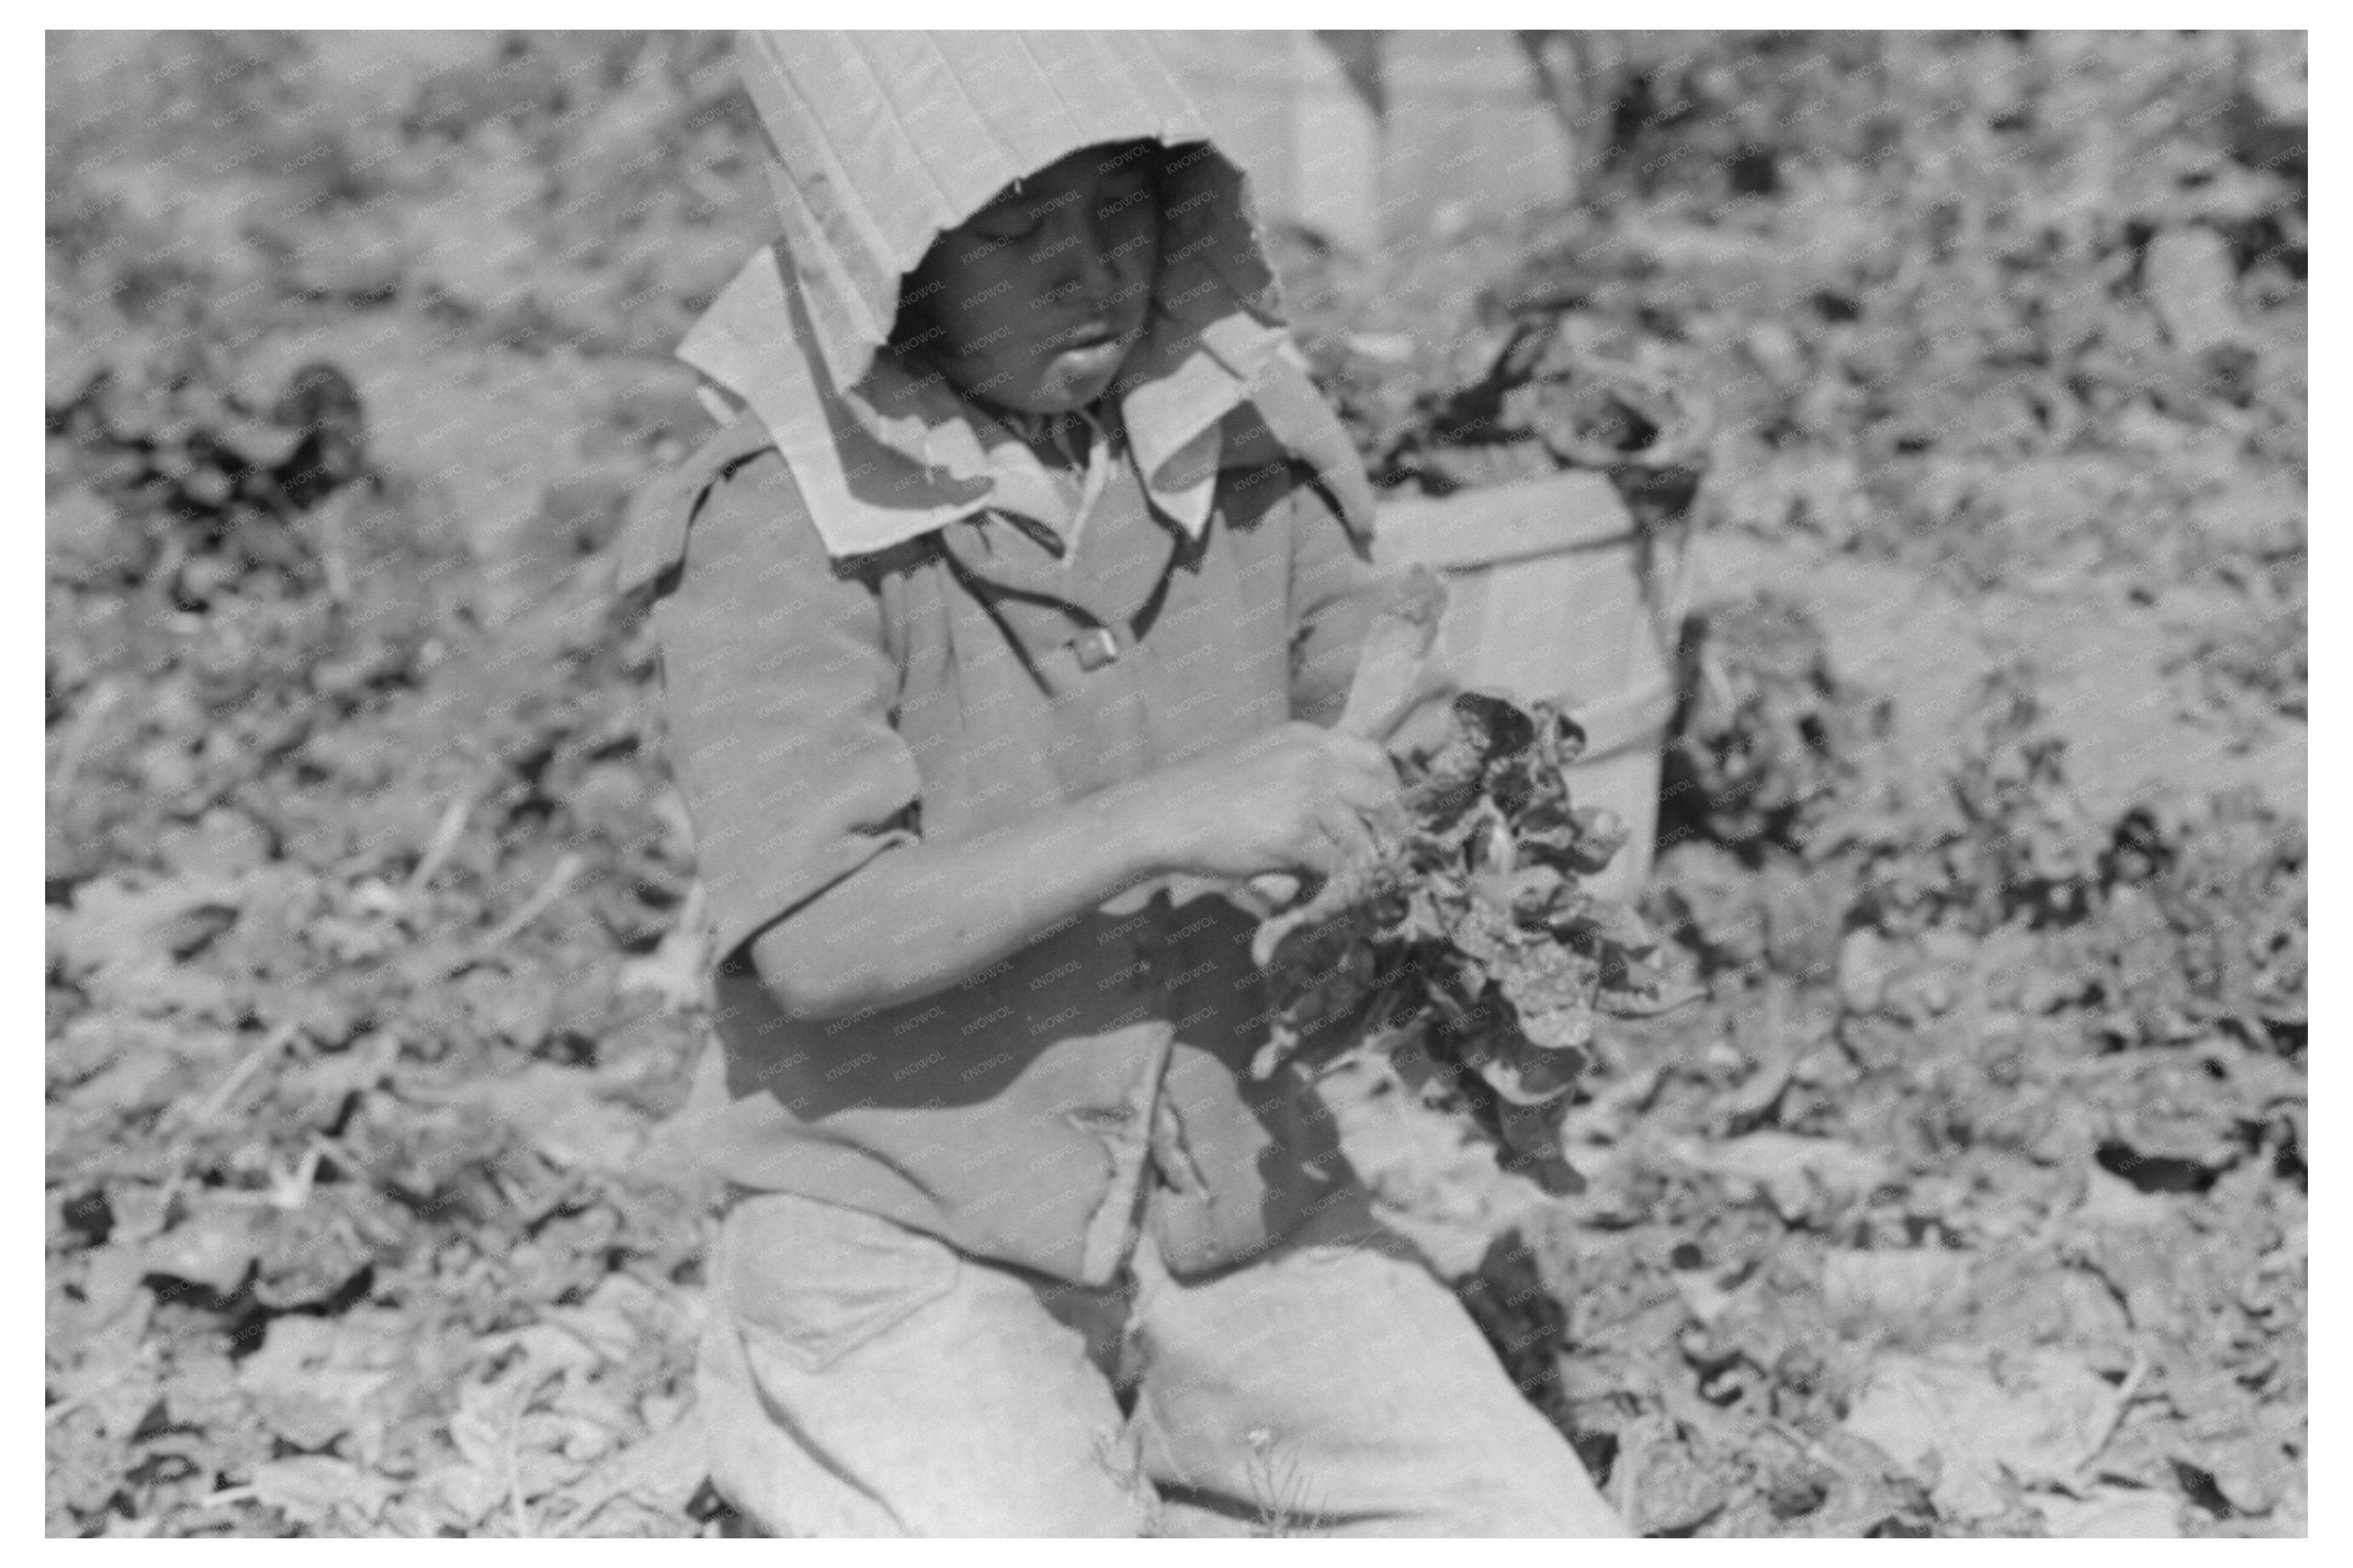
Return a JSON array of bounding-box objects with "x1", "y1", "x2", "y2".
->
[
  {"x1": 1256, "y1": 693, "x2": 1694, "y2": 1192},
  {"x1": 2057, "y1": 790, "x2": 2306, "y2": 1052},
  {"x1": 1830, "y1": 665, "x2": 2107, "y2": 938},
  {"x1": 1661, "y1": 592, "x2": 1888, "y2": 856}
]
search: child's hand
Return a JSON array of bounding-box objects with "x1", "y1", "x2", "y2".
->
[{"x1": 1145, "y1": 722, "x2": 1406, "y2": 884}]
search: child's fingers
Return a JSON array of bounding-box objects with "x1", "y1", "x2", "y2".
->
[
  {"x1": 1324, "y1": 768, "x2": 1401, "y2": 827},
  {"x1": 1239, "y1": 871, "x2": 1301, "y2": 913},
  {"x1": 1325, "y1": 730, "x2": 1402, "y2": 780},
  {"x1": 1307, "y1": 800, "x2": 1379, "y2": 877}
]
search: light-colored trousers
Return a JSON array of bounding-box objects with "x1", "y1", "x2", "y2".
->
[{"x1": 696, "y1": 1184, "x2": 1631, "y2": 1536}]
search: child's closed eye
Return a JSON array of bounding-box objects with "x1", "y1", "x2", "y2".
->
[
  {"x1": 1098, "y1": 183, "x2": 1156, "y2": 220},
  {"x1": 971, "y1": 209, "x2": 1043, "y2": 243}
]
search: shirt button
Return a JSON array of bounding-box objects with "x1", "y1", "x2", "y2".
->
[{"x1": 1072, "y1": 626, "x2": 1119, "y2": 672}]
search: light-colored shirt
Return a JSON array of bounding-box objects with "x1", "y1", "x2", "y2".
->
[{"x1": 623, "y1": 374, "x2": 1394, "y2": 1288}]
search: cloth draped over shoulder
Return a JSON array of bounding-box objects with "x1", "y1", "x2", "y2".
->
[{"x1": 628, "y1": 28, "x2": 1375, "y2": 576}]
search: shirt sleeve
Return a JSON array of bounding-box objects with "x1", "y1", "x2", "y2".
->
[
  {"x1": 650, "y1": 448, "x2": 921, "y2": 963},
  {"x1": 1286, "y1": 464, "x2": 1392, "y2": 729}
]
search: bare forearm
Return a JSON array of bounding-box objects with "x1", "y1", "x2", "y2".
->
[{"x1": 749, "y1": 782, "x2": 1171, "y2": 1021}]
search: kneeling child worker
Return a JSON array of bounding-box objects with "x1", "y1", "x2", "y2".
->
[{"x1": 620, "y1": 29, "x2": 1630, "y2": 1538}]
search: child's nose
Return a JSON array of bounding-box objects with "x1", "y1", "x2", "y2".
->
[
  {"x1": 1070, "y1": 245, "x2": 1117, "y2": 314},
  {"x1": 1061, "y1": 208, "x2": 1124, "y2": 311}
]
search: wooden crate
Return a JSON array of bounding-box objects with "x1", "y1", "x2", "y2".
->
[{"x1": 1375, "y1": 472, "x2": 1683, "y2": 898}]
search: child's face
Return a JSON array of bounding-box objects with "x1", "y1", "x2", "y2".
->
[{"x1": 896, "y1": 142, "x2": 1162, "y2": 415}]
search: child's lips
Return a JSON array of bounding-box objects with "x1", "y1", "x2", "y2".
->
[
  {"x1": 1045, "y1": 326, "x2": 1132, "y2": 379},
  {"x1": 1049, "y1": 322, "x2": 1121, "y2": 352}
]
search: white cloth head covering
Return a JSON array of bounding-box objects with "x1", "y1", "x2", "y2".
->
[{"x1": 683, "y1": 30, "x2": 1303, "y2": 558}]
